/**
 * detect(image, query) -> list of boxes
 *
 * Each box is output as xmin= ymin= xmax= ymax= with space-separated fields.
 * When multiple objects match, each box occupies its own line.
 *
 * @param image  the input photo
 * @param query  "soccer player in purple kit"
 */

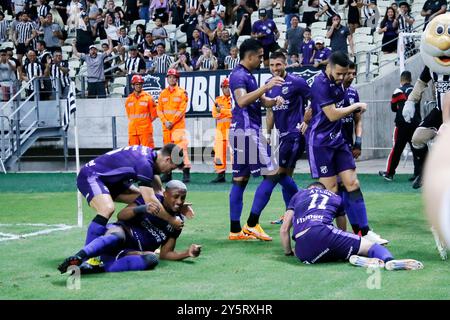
xmin=76 ymin=143 xmax=185 ymax=247
xmin=228 ymin=38 xmax=291 ymax=241
xmin=339 ymin=62 xmax=389 ymax=245
xmin=279 ymin=182 xmax=423 ymax=270
xmin=264 ymin=51 xmax=312 ymax=224
xmin=58 ymin=180 xmax=201 ymax=273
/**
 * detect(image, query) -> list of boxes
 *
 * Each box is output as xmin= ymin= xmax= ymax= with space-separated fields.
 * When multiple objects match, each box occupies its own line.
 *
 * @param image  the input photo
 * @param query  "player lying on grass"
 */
xmin=77 ymin=143 xmax=185 ymax=248
xmin=58 ymin=180 xmax=201 ymax=274
xmin=280 ymin=182 xmax=423 ymax=270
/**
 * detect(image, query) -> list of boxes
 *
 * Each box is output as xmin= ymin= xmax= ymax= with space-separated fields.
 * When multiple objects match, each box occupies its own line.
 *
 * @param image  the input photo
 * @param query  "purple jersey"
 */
xmin=229 ymin=64 xmax=262 ymax=132
xmin=313 ymin=47 xmax=332 ymax=63
xmin=265 ymin=73 xmax=311 ymax=137
xmin=118 ymin=193 xmax=183 ymax=252
xmin=252 ymin=19 xmax=277 ymax=46
xmin=299 ymin=39 xmax=315 ymax=65
xmin=288 ymin=188 xmax=345 ymax=234
xmin=341 ymin=86 xmax=360 ymax=146
xmin=309 ymin=72 xmax=346 ymax=147
xmin=82 ymin=145 xmax=156 ymax=185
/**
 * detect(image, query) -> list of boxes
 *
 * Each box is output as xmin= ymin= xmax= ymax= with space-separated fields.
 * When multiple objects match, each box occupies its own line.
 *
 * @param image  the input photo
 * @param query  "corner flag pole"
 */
xmin=72 ymin=82 xmax=83 ymax=228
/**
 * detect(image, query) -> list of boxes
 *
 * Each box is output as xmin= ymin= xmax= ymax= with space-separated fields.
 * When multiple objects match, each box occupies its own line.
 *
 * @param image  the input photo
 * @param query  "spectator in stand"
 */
xmin=0 ymin=49 xmax=17 ymax=101
xmin=302 ymin=0 xmax=319 ymax=27
xmin=207 ymin=0 xmax=226 ymax=20
xmin=36 ymin=0 xmax=51 ymax=19
xmin=124 ymin=46 xmax=147 ymax=75
xmin=47 ymin=49 xmax=70 ymax=98
xmin=75 ymin=12 xmax=95 ymax=54
xmin=0 ymin=12 xmax=10 ymax=42
xmin=151 ymin=42 xmax=173 ymax=74
xmin=316 ymin=0 xmax=338 ymax=27
xmin=138 ymin=32 xmax=156 ymax=55
xmin=232 ymin=0 xmax=256 ymax=36
xmin=362 ymin=0 xmax=377 ymax=33
xmin=138 ymin=0 xmax=151 ymax=23
xmin=312 ymin=36 xmax=331 ymax=70
xmin=143 ymin=49 xmax=154 ymax=72
xmin=13 ymin=12 xmax=37 ymax=64
xmin=196 ymin=44 xmax=218 ymax=70
xmin=299 ymin=28 xmax=315 ymax=66
xmin=326 ymin=14 xmax=354 ymax=57
xmin=66 ymin=0 xmax=83 ymax=31
xmin=257 ymin=0 xmax=275 ymax=19
xmin=215 ymin=28 xmax=237 ymax=69
xmin=420 ymin=0 xmax=446 ymax=30
xmin=101 ymin=42 xmax=116 ymax=95
xmin=152 ymin=17 xmax=168 ymax=47
xmin=224 ymin=45 xmax=239 ymax=70
xmin=346 ymin=0 xmax=361 ymax=34
xmin=170 ymin=0 xmax=186 ymax=27
xmin=181 ymin=6 xmax=198 ymax=46
xmin=287 ymin=53 xmax=300 ymax=67
xmin=117 ymin=26 xmax=133 ymax=61
xmin=39 ymin=13 xmax=63 ymax=53
xmin=284 ymin=14 xmax=304 ymax=56
xmin=53 ymin=0 xmax=69 ymax=24
xmin=191 ymin=28 xmax=205 ymax=52
xmin=150 ymin=0 xmax=170 ymax=23
xmin=124 ymin=0 xmax=140 ymax=22
xmin=133 ymin=24 xmax=146 ymax=45
xmin=282 ymin=0 xmax=301 ymax=29
xmin=251 ymin=8 xmax=279 ymax=67
xmin=205 ymin=9 xmax=223 ymax=30
xmin=87 ymin=0 xmax=99 ymax=26
xmin=170 ymin=50 xmax=193 ymax=72
xmin=20 ymin=49 xmax=45 ymax=98
xmin=104 ymin=14 xmax=119 ymax=47
xmin=378 ymin=7 xmax=398 ymax=54
xmin=391 ymin=2 xmax=398 ymax=13
xmin=112 ymin=6 xmax=126 ymax=27
xmin=397 ymin=1 xmax=415 ymax=55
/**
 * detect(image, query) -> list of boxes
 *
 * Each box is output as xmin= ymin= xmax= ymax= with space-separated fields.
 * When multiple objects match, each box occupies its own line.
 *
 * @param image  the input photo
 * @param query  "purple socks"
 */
xmin=368 ymin=243 xmax=393 ymax=262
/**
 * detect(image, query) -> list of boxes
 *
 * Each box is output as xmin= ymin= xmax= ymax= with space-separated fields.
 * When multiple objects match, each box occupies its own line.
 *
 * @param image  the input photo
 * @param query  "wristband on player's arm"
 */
xmin=133 ymin=205 xmax=148 ymax=217
xmin=354 ymin=136 xmax=362 ymax=150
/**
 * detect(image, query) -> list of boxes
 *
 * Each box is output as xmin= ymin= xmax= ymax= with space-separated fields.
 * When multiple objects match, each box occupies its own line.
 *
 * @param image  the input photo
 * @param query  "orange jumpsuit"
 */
xmin=212 ymin=95 xmax=232 ymax=173
xmin=157 ymin=84 xmax=191 ymax=167
xmin=125 ymin=91 xmax=157 ymax=148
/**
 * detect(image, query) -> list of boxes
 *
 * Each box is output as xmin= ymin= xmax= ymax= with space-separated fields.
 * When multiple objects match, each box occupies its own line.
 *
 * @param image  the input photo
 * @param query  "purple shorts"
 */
xmin=307 ymin=143 xmax=356 ymax=179
xmin=294 ymin=224 xmax=361 ymax=264
xmin=77 ymin=167 xmax=132 ymax=204
xmin=277 ymin=134 xmax=305 ymax=169
xmin=231 ymin=133 xmax=274 ymax=178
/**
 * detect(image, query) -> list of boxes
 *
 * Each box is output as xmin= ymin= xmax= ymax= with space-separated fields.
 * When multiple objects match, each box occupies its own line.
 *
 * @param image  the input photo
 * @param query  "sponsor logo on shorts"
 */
xmin=320 ymin=166 xmax=328 ymax=174
xmin=311 ymin=248 xmax=330 ymax=263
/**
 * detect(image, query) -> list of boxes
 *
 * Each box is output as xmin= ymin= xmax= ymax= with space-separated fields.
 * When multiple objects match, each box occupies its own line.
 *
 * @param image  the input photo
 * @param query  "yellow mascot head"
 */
xmin=420 ymin=13 xmax=450 ymax=74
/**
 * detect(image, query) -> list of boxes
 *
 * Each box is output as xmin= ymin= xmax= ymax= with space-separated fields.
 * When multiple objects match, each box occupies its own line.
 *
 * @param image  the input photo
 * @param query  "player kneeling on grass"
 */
xmin=280 ymin=182 xmax=423 ymax=270
xmin=58 ymin=180 xmax=201 ymax=274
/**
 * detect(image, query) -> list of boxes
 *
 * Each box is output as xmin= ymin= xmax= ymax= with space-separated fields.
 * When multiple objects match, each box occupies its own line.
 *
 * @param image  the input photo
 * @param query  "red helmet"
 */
xmin=166 ymin=68 xmax=180 ymax=78
xmin=131 ymin=74 xmax=144 ymax=84
xmin=221 ymin=78 xmax=229 ymax=87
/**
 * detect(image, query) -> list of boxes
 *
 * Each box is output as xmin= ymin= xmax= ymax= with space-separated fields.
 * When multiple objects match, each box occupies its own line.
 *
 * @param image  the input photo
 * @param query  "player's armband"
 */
xmin=354 ymin=136 xmax=362 ymax=150
xmin=133 ymin=205 xmax=147 ymax=217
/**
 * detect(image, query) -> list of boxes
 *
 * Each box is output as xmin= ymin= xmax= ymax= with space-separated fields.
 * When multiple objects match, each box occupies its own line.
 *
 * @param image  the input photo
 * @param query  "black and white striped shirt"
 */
xmin=134 ymin=33 xmax=145 ymax=45
xmin=51 ymin=61 xmax=70 ymax=90
xmin=38 ymin=4 xmax=51 ymax=17
xmin=398 ymin=14 xmax=413 ymax=33
xmin=153 ymin=54 xmax=173 ymax=74
xmin=119 ymin=35 xmax=133 ymax=46
xmin=23 ymin=61 xmax=44 ymax=90
xmin=125 ymin=56 xmax=146 ymax=74
xmin=188 ymin=0 xmax=199 ymax=10
xmin=0 ymin=20 xmax=9 ymax=41
xmin=15 ymin=21 xmax=36 ymax=44
xmin=319 ymin=0 xmax=337 ymax=18
xmin=431 ymin=72 xmax=450 ymax=112
xmin=198 ymin=55 xmax=217 ymax=70
xmin=362 ymin=0 xmax=376 ymax=20
xmin=224 ymin=55 xmax=239 ymax=70
xmin=38 ymin=50 xmax=52 ymax=65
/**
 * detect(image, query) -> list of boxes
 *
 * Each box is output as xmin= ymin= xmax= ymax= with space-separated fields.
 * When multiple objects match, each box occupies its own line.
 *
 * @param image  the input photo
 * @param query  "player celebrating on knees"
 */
xmin=77 ymin=143 xmax=185 ymax=246
xmin=264 ymin=51 xmax=312 ymax=225
xmin=228 ymin=38 xmax=296 ymax=241
xmin=338 ymin=62 xmax=388 ymax=244
xmin=280 ymin=182 xmax=423 ymax=270
xmin=307 ymin=51 xmax=387 ymax=244
xmin=58 ymin=180 xmax=201 ymax=274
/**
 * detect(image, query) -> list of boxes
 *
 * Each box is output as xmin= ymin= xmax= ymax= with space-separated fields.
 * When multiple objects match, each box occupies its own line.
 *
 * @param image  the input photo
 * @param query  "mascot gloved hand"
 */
xmin=402 ymin=100 xmax=416 ymax=123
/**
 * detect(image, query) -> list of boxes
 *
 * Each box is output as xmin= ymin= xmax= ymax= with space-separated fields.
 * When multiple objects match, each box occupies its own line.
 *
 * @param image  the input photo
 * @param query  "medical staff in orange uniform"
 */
xmin=211 ymin=78 xmax=232 ymax=183
xmin=157 ymin=68 xmax=191 ymax=183
xmin=125 ymin=74 xmax=157 ymax=148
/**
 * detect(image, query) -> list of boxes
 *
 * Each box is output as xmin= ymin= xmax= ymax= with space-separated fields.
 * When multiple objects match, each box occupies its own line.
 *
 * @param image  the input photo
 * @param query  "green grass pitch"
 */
xmin=0 ymin=172 xmax=448 ymax=300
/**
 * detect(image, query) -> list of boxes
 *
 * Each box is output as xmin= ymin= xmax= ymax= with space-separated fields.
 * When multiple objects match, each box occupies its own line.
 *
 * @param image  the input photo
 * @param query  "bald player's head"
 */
xmin=163 ymin=180 xmax=187 ymax=213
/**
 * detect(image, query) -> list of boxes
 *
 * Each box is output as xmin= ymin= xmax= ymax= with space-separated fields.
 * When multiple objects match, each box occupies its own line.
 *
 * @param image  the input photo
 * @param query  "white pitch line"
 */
xmin=0 ymin=224 xmax=75 ymax=242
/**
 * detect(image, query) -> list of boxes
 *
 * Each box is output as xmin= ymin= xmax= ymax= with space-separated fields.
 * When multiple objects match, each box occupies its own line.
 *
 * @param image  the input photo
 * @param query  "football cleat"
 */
xmin=385 ymin=259 xmax=424 ymax=271
xmin=242 ymin=224 xmax=272 ymax=241
xmin=349 ymin=255 xmax=385 ymax=268
xmin=228 ymin=231 xmax=257 ymax=240
xmin=79 ymin=259 xmax=105 ymax=274
xmin=270 ymin=215 xmax=285 ymax=225
xmin=378 ymin=171 xmax=393 ymax=182
xmin=57 ymin=255 xmax=83 ymax=274
xmin=363 ymin=230 xmax=389 ymax=245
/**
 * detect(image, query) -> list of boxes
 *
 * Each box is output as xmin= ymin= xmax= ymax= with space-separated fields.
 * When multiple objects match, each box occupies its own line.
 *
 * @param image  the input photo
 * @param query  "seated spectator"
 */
xmin=133 ymin=24 xmax=146 ymax=45
xmin=299 ymin=28 xmax=315 ymax=66
xmin=251 ymin=8 xmax=280 ymax=67
xmin=232 ymin=0 xmax=256 ymax=36
xmin=285 ymin=15 xmax=304 ymax=56
xmin=326 ymin=14 xmax=354 ymax=57
xmin=196 ymin=44 xmax=218 ymax=70
xmin=302 ymin=0 xmax=319 ymax=27
xmin=149 ymin=0 xmax=170 ymax=24
xmin=138 ymin=32 xmax=156 ymax=55
xmin=224 ymin=45 xmax=239 ymax=70
xmin=378 ymin=7 xmax=398 ymax=54
xmin=124 ymin=46 xmax=147 ymax=74
xmin=287 ymin=53 xmax=300 ymax=68
xmin=0 ymin=49 xmax=17 ymax=101
xmin=117 ymin=26 xmax=133 ymax=61
xmin=151 ymin=42 xmax=173 ymax=74
xmin=312 ymin=36 xmax=331 ymax=70
xmin=152 ymin=17 xmax=168 ymax=47
xmin=420 ymin=0 xmax=447 ymax=30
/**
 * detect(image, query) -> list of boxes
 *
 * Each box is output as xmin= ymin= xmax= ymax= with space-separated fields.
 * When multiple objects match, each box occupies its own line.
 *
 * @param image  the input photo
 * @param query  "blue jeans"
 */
xmin=139 ymin=6 xmax=149 ymax=23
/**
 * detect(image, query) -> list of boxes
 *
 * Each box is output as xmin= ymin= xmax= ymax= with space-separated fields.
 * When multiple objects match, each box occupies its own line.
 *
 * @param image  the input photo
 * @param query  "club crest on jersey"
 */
xmin=320 ymin=166 xmax=328 ymax=174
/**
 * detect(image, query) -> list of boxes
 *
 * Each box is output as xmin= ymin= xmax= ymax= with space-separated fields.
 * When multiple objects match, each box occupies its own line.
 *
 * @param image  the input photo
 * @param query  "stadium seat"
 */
xmin=0 ymin=41 xmax=14 ymax=49
xmin=251 ymin=12 xmax=259 ymax=21
xmin=311 ymin=29 xmax=327 ymax=38
xmin=68 ymin=60 xmax=81 ymax=69
xmin=273 ymin=17 xmax=285 ymax=25
xmin=278 ymin=39 xmax=285 ymax=48
xmin=62 ymin=45 xmax=73 ymax=53
xmin=110 ymin=93 xmax=123 ymax=98
xmin=164 ymin=24 xmax=178 ymax=34
xmin=278 ymin=32 xmax=286 ymax=40
xmin=237 ymin=35 xmax=251 ymax=47
xmin=354 ymin=43 xmax=376 ymax=53
xmin=310 ymin=21 xmax=327 ymax=30
xmin=353 ymin=34 xmax=373 ymax=45
xmin=354 ymin=27 xmax=372 ymax=35
xmin=133 ymin=19 xmax=146 ymax=26
xmin=299 ymin=23 xmax=307 ymax=29
xmin=278 ymin=24 xmax=287 ymax=33
xmin=112 ymin=86 xmax=125 ymax=95
xmin=113 ymin=77 xmax=128 ymax=87
xmin=379 ymin=61 xmax=396 ymax=75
